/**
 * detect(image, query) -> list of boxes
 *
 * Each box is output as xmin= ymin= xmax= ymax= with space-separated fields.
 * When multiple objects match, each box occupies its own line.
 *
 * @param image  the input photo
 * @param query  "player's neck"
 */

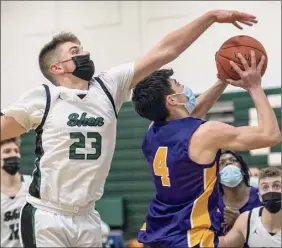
xmin=262 ymin=208 xmax=281 ymax=232
xmin=1 ymin=171 xmax=21 ymax=188
xmin=223 ymin=183 xmax=250 ymax=203
xmin=57 ymin=75 xmax=89 ymax=90
xmin=166 ymin=109 xmax=190 ymax=121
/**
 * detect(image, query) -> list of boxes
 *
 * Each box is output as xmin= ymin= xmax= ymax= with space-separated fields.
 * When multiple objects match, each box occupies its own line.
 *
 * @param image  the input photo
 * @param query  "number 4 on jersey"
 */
xmin=153 ymin=147 xmax=171 ymax=187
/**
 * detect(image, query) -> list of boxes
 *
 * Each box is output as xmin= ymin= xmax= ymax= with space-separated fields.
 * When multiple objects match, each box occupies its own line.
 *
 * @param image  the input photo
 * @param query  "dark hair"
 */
xmin=0 ymin=137 xmax=21 ymax=147
xmin=132 ymin=69 xmax=174 ymax=122
xmin=259 ymin=167 xmax=281 ymax=181
xmin=221 ymin=150 xmax=250 ymax=186
xmin=38 ymin=32 xmax=81 ymax=84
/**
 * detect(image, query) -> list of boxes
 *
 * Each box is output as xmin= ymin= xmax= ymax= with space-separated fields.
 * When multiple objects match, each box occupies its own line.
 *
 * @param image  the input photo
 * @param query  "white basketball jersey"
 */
xmin=1 ymin=175 xmax=31 ymax=247
xmin=247 ymin=207 xmax=281 ymax=247
xmin=2 ymin=63 xmax=134 ymax=215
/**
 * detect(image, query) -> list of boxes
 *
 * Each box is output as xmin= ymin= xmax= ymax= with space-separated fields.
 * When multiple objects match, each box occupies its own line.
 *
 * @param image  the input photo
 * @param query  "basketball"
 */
xmin=215 ymin=35 xmax=268 ymax=81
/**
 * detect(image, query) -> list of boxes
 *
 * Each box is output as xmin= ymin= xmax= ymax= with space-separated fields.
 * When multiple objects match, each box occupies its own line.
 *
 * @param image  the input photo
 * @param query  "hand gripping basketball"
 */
xmin=226 ymin=50 xmax=266 ymax=90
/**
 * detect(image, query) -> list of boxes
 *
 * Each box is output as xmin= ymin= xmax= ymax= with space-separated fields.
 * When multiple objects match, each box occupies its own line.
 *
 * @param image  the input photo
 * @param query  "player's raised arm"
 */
xmin=131 ymin=10 xmax=257 ymax=88
xmin=198 ymin=51 xmax=281 ymax=152
xmin=218 ymin=212 xmax=248 ymax=247
xmin=191 ymin=79 xmax=228 ymax=119
xmin=1 ymin=86 xmax=47 ymax=141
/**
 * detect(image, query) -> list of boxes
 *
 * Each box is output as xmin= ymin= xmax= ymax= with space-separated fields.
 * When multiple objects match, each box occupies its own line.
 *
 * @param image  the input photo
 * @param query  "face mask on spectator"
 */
xmin=249 ymin=177 xmax=259 ymax=188
xmin=220 ymin=164 xmax=243 ymax=188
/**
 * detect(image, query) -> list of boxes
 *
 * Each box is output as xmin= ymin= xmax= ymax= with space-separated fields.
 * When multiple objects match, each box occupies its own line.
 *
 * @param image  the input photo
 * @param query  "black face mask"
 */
xmin=262 ymin=192 xmax=281 ymax=214
xmin=2 ymin=157 xmax=20 ymax=175
xmin=71 ymin=54 xmax=95 ymax=81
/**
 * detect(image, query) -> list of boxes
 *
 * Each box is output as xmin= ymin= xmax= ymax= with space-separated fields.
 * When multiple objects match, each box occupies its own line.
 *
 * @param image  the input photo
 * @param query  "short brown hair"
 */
xmin=259 ymin=167 xmax=281 ymax=181
xmin=0 ymin=137 xmax=21 ymax=148
xmin=38 ymin=32 xmax=81 ymax=84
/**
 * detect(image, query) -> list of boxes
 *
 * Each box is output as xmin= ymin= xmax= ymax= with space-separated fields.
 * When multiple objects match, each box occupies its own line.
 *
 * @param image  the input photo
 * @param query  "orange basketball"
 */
xmin=215 ymin=35 xmax=268 ymax=81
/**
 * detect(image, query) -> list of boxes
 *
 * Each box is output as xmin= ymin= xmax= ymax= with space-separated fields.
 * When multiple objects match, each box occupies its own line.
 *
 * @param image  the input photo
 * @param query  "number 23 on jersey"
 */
xmin=153 ymin=147 xmax=171 ymax=187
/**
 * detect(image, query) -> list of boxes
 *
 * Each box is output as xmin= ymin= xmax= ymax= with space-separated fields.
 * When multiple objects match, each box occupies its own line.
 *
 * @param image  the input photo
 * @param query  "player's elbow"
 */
xmin=267 ymin=131 xmax=281 ymax=146
xmin=261 ymin=131 xmax=281 ymax=147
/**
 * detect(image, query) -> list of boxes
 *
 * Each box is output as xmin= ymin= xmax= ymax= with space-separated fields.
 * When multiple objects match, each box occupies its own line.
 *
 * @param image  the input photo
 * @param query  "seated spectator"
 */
xmin=217 ymin=150 xmax=261 ymax=235
xmin=249 ymin=167 xmax=260 ymax=188
xmin=219 ymin=166 xmax=281 ymax=247
xmin=1 ymin=137 xmax=32 ymax=248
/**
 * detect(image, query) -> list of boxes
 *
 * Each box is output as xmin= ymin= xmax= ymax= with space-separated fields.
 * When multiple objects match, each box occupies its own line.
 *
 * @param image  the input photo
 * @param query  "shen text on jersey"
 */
xmin=67 ymin=112 xmax=105 ymax=127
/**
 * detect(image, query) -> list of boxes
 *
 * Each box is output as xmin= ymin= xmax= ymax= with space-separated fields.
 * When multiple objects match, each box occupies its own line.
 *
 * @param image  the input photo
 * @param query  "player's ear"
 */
xmin=49 ymin=63 xmax=64 ymax=75
xmin=166 ymin=95 xmax=177 ymax=107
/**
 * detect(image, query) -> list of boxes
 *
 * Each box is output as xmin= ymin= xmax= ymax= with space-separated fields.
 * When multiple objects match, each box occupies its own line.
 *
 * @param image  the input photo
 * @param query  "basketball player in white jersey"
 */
xmin=219 ymin=166 xmax=281 ymax=247
xmin=1 ymin=10 xmax=258 ymax=247
xmin=1 ymin=137 xmax=31 ymax=247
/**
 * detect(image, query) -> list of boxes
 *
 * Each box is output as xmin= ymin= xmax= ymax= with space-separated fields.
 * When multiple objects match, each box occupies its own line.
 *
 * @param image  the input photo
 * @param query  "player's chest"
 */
xmin=1 ymin=197 xmax=25 ymax=224
xmin=47 ymin=93 xmax=116 ymax=132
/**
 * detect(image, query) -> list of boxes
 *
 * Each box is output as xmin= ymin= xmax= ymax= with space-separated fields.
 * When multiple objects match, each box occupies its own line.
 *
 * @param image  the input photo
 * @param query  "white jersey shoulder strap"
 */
xmin=246 ymin=206 xmax=263 ymax=244
xmin=94 ymin=77 xmax=118 ymax=118
xmin=29 ymin=84 xmax=51 ymax=199
xmin=35 ymin=84 xmax=51 ymax=132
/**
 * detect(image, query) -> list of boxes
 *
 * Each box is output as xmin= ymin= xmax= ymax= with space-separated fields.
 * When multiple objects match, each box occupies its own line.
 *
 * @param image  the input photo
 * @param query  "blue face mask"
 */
xmin=220 ymin=164 xmax=243 ymax=188
xmin=183 ymin=86 xmax=196 ymax=114
xmin=249 ymin=177 xmax=259 ymax=188
xmin=170 ymin=86 xmax=196 ymax=114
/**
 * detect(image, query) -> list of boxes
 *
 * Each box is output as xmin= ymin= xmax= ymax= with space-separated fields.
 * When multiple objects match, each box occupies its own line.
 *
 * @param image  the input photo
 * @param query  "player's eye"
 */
xmin=219 ymin=161 xmax=225 ymax=167
xmin=71 ymin=49 xmax=79 ymax=55
xmin=273 ymin=184 xmax=281 ymax=190
xmin=230 ymin=158 xmax=238 ymax=163
xmin=3 ymin=148 xmax=11 ymax=154
xmin=262 ymin=185 xmax=269 ymax=191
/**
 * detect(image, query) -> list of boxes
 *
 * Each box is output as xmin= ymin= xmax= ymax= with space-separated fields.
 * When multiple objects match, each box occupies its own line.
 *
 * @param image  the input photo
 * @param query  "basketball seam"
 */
xmin=217 ymin=53 xmax=242 ymax=63
xmin=220 ymin=45 xmax=266 ymax=55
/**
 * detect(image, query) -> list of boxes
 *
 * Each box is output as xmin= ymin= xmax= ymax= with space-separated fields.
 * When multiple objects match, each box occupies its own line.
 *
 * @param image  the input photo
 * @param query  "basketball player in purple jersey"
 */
xmin=132 ymin=51 xmax=280 ymax=247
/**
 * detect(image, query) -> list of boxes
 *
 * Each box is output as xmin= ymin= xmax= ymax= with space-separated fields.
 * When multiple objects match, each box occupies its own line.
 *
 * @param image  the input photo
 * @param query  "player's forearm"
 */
xmin=248 ymin=86 xmax=281 ymax=144
xmin=155 ymin=11 xmax=216 ymax=63
xmin=191 ymin=79 xmax=227 ymax=119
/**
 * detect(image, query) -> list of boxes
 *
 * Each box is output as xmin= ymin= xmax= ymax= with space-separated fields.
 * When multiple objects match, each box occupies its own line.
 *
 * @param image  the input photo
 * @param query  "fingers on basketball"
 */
xmin=215 ymin=35 xmax=268 ymax=81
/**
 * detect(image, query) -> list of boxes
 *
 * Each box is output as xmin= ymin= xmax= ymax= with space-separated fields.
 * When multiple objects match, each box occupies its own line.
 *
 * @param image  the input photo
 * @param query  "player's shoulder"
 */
xmin=239 ymin=210 xmax=251 ymax=220
xmin=195 ymin=120 xmax=234 ymax=140
xmin=97 ymin=62 xmax=134 ymax=81
xmin=21 ymin=83 xmax=57 ymax=100
xmin=192 ymin=121 xmax=221 ymax=139
xmin=230 ymin=210 xmax=249 ymax=236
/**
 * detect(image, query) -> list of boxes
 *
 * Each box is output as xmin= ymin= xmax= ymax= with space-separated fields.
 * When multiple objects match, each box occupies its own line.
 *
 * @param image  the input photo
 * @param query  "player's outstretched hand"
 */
xmin=226 ymin=50 xmax=265 ymax=90
xmin=213 ymin=10 xmax=258 ymax=29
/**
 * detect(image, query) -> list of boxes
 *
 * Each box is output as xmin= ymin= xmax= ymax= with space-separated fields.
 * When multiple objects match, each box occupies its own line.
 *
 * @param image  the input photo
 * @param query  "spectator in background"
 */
xmin=1 ymin=137 xmax=31 ymax=247
xmin=249 ymin=167 xmax=260 ymax=188
xmin=217 ymin=150 xmax=261 ymax=235
xmin=219 ymin=166 xmax=281 ymax=247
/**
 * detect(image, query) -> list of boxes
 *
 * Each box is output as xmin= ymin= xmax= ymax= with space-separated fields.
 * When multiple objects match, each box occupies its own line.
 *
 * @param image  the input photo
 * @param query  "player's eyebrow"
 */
xmin=68 ymin=45 xmax=80 ymax=52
